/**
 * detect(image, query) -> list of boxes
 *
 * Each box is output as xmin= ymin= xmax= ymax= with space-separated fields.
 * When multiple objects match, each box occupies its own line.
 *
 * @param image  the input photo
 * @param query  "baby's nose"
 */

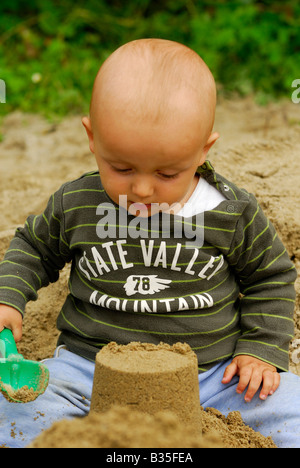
xmin=131 ymin=175 xmax=154 ymax=199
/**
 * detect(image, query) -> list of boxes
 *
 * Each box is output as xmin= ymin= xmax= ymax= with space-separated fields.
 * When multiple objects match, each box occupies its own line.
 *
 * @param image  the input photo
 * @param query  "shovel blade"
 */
xmin=0 ymin=356 xmax=49 ymax=403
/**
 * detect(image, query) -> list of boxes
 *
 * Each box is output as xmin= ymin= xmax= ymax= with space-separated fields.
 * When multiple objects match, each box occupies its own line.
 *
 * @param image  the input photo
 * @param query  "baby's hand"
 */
xmin=221 ymin=355 xmax=280 ymax=402
xmin=0 ymin=304 xmax=23 ymax=342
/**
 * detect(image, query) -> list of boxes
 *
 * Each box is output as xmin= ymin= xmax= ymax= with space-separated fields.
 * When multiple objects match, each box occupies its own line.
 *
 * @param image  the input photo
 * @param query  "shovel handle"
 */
xmin=0 ymin=329 xmax=19 ymax=358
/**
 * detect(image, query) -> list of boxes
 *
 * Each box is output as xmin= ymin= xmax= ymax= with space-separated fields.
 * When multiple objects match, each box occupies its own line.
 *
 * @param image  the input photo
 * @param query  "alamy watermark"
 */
xmin=0 ymin=79 xmax=6 ymax=103
xmin=291 ymin=79 xmax=300 ymax=104
xmin=95 ymin=195 xmax=204 ymax=248
xmin=1 ymin=78 xmax=299 ymax=105
xmin=291 ymin=339 xmax=300 ymax=365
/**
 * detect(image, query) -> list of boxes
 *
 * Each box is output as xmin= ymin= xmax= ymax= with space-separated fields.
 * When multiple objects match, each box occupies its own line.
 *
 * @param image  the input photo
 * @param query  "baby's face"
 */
xmin=85 ymin=109 xmax=213 ymax=217
xmin=83 ymin=40 xmax=218 ymax=217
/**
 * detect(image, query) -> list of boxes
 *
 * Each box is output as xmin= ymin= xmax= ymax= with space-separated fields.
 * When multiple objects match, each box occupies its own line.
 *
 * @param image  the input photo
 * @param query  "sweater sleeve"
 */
xmin=227 ymin=193 xmax=297 ymax=371
xmin=0 ymin=184 xmax=71 ymax=316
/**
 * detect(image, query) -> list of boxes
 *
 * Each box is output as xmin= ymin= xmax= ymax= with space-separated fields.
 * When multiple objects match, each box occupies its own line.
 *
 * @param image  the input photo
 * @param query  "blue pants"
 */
xmin=1 ymin=347 xmax=300 ymax=448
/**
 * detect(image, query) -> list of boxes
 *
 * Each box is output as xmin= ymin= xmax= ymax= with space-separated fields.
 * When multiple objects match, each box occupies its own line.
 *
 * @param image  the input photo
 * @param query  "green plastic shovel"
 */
xmin=0 ymin=328 xmax=49 ymax=403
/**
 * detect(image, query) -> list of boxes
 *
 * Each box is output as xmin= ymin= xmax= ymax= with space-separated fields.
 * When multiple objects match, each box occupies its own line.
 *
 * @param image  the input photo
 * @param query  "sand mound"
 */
xmin=28 ymin=405 xmax=276 ymax=448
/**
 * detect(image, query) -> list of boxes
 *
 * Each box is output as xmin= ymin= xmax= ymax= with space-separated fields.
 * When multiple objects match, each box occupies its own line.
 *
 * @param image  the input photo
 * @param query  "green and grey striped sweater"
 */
xmin=0 ymin=161 xmax=297 ymax=371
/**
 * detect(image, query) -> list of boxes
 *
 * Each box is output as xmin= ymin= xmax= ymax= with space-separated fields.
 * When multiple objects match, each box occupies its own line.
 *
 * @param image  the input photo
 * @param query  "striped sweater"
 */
xmin=0 ymin=161 xmax=297 ymax=371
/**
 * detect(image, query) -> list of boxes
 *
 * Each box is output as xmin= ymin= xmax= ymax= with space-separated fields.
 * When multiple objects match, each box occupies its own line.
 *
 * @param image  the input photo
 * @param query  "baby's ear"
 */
xmin=203 ymin=132 xmax=219 ymax=158
xmin=197 ymin=131 xmax=219 ymax=166
xmin=82 ymin=116 xmax=95 ymax=154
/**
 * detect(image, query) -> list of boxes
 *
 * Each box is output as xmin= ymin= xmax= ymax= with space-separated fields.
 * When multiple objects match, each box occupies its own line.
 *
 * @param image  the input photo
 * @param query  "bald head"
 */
xmin=89 ymin=39 xmax=216 ymax=139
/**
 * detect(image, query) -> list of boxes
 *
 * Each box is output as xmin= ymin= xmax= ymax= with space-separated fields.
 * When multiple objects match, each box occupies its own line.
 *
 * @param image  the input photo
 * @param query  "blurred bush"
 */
xmin=0 ymin=0 xmax=299 ymax=116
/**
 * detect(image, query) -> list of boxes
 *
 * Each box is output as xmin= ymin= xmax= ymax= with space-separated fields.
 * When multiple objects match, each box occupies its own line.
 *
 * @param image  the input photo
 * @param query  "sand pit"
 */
xmin=0 ymin=97 xmax=299 ymax=447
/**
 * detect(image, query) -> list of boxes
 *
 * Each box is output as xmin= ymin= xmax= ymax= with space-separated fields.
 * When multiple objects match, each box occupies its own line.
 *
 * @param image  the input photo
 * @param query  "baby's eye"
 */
xmin=113 ymin=167 xmax=132 ymax=173
xmin=159 ymin=172 xmax=178 ymax=179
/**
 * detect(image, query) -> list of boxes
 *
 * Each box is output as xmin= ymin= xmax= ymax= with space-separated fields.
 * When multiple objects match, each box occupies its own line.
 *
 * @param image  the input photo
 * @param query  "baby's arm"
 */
xmin=223 ymin=191 xmax=297 ymax=400
xmin=0 ymin=304 xmax=23 ymax=342
xmin=0 ymin=184 xmax=71 ymax=327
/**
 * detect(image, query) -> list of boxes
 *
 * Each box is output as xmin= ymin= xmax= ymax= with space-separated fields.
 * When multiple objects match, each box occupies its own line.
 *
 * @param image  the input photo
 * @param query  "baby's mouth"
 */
xmin=130 ymin=202 xmax=152 ymax=211
xmin=128 ymin=201 xmax=159 ymax=218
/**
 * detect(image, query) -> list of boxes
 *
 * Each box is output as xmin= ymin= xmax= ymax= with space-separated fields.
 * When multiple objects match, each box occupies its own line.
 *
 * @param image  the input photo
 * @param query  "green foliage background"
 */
xmin=0 ymin=0 xmax=299 ymax=117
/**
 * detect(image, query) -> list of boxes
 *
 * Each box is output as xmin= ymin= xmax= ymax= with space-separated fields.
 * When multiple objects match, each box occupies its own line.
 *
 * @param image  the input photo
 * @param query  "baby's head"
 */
xmin=82 ymin=38 xmax=219 ymax=216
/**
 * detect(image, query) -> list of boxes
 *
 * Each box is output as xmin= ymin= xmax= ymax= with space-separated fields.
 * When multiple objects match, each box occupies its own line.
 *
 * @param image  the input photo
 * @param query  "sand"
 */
xmin=0 ymin=383 xmax=38 ymax=403
xmin=0 ymin=97 xmax=299 ymax=447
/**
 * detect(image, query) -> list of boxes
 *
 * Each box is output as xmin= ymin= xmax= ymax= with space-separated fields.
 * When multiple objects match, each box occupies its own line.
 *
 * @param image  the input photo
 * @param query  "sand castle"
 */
xmin=90 ymin=341 xmax=202 ymax=433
